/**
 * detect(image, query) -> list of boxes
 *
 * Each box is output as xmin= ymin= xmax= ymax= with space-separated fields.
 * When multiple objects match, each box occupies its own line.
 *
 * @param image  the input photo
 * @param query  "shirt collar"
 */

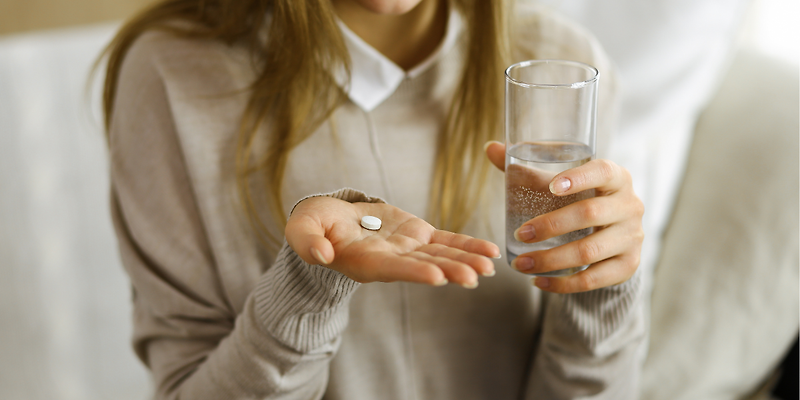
xmin=335 ymin=8 xmax=463 ymax=111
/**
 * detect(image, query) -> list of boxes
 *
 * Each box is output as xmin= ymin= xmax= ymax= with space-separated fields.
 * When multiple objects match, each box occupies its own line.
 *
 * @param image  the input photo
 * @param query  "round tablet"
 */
xmin=360 ymin=215 xmax=382 ymax=231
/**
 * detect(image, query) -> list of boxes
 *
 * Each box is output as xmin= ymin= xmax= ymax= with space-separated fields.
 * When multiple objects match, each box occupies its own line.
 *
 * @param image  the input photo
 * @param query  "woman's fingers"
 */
xmin=484 ymin=140 xmax=506 ymax=172
xmin=531 ymin=252 xmax=641 ymax=293
xmin=473 ymin=156 xmax=644 ymax=292
xmin=512 ymin=223 xmax=643 ymax=274
xmin=285 ymin=212 xmax=337 ymax=266
xmin=431 ymin=229 xmax=501 ymax=259
xmin=514 ymin=194 xmax=642 ymax=243
xmin=418 ymin=243 xmax=495 ymax=282
xmin=339 ymin=243 xmax=495 ymax=288
xmin=507 ymin=158 xmax=643 ymax=291
xmin=486 ymin=145 xmax=632 ymax=194
xmin=353 ymin=251 xmax=446 ymax=285
xmin=550 ymin=159 xmax=630 ymax=196
xmin=407 ymin=251 xmax=477 ymax=288
xmin=352 ymin=244 xmax=493 ymax=287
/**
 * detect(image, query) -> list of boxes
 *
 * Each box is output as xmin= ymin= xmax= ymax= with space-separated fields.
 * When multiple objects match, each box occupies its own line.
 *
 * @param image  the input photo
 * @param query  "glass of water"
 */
xmin=504 ymin=60 xmax=599 ymax=277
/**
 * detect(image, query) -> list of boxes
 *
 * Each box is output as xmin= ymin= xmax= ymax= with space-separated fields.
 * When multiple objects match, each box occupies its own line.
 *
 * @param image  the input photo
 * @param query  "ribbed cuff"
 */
xmin=289 ymin=187 xmax=386 ymax=216
xmin=552 ymin=269 xmax=643 ymax=353
xmin=253 ymin=243 xmax=360 ymax=353
xmin=253 ymin=188 xmax=384 ymax=353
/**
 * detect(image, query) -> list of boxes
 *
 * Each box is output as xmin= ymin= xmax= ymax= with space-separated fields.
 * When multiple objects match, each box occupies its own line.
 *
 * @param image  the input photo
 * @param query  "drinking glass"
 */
xmin=505 ymin=60 xmax=599 ymax=277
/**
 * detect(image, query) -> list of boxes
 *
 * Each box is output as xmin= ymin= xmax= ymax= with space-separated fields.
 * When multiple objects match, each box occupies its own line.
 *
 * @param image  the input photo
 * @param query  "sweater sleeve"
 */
xmin=524 ymin=272 xmax=645 ymax=399
xmin=109 ymin=32 xmax=379 ymax=399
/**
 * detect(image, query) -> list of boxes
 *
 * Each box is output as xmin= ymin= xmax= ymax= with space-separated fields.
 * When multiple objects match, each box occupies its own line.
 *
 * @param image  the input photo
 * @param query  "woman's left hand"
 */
xmin=485 ymin=141 xmax=644 ymax=293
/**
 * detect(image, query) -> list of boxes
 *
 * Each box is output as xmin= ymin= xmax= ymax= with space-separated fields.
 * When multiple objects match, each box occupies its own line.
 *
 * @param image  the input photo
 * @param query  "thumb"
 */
xmin=285 ymin=214 xmax=335 ymax=265
xmin=484 ymin=141 xmax=506 ymax=172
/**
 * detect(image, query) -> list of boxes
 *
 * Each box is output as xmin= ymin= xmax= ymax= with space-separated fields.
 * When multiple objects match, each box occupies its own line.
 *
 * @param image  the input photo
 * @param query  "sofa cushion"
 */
xmin=642 ymin=48 xmax=799 ymax=400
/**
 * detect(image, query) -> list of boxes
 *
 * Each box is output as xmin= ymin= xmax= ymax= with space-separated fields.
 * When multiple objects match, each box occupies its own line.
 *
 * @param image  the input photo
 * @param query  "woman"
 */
xmin=102 ymin=0 xmax=645 ymax=398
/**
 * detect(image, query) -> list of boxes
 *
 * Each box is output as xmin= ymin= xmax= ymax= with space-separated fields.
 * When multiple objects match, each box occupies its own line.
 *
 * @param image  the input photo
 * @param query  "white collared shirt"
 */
xmin=335 ymin=8 xmax=463 ymax=111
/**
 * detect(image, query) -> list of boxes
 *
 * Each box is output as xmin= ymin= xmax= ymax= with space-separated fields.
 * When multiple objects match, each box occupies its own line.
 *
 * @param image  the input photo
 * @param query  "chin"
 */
xmin=353 ymin=0 xmax=426 ymax=15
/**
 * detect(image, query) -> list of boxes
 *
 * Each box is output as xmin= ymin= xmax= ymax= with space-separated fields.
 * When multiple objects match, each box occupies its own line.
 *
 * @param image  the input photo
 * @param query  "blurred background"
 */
xmin=0 ymin=1 xmax=154 ymax=399
xmin=0 ymin=0 xmax=796 ymax=399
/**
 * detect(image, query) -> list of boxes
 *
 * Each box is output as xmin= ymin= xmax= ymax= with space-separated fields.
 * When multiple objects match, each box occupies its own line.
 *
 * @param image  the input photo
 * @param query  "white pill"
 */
xmin=360 ymin=215 xmax=382 ymax=231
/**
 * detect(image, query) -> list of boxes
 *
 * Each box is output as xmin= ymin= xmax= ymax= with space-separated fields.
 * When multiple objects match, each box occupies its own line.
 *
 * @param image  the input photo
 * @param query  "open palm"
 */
xmin=286 ymin=197 xmax=499 ymax=288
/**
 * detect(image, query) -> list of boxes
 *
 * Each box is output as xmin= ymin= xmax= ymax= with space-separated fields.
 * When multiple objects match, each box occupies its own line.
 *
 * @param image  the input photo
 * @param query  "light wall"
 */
xmin=744 ymin=0 xmax=799 ymax=64
xmin=0 ymin=0 xmax=153 ymax=36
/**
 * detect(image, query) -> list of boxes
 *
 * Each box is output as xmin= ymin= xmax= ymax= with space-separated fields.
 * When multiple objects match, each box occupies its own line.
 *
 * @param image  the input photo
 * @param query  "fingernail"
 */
xmin=482 ymin=269 xmax=496 ymax=277
xmin=514 ymin=225 xmax=536 ymax=242
xmin=550 ymin=177 xmax=571 ymax=194
xmin=491 ymin=254 xmax=502 ymax=259
xmin=513 ymin=257 xmax=534 ymax=272
xmin=310 ymin=248 xmax=329 ymax=265
xmin=533 ymin=277 xmax=550 ymax=288
xmin=433 ymin=278 xmax=449 ymax=287
xmin=462 ymin=280 xmax=479 ymax=289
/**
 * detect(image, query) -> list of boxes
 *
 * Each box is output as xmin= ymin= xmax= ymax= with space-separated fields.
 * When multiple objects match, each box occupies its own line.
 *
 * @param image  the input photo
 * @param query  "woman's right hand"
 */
xmin=285 ymin=197 xmax=500 ymax=288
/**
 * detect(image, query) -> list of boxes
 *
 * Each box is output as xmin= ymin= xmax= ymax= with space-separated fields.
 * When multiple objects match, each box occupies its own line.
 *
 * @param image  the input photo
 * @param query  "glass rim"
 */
xmin=505 ymin=59 xmax=599 ymax=89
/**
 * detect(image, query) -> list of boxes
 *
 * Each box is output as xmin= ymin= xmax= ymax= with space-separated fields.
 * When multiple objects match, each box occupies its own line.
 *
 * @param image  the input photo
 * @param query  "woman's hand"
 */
xmin=485 ymin=141 xmax=644 ymax=293
xmin=286 ymin=197 xmax=500 ymax=288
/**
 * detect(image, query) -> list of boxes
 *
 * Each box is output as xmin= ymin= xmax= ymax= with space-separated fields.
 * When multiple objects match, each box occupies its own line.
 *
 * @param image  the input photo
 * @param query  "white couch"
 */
xmin=0 ymin=24 xmax=796 ymax=400
xmin=643 ymin=48 xmax=798 ymax=399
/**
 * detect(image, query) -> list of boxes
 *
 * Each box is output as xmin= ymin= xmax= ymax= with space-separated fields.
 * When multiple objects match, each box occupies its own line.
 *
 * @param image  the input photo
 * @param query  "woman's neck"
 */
xmin=332 ymin=0 xmax=448 ymax=71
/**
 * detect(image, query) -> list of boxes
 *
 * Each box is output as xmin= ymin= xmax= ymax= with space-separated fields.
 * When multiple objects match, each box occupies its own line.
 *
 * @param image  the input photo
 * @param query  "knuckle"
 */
xmin=541 ymin=216 xmax=561 ymax=236
xmin=577 ymin=240 xmax=601 ymax=264
xmin=626 ymin=249 xmax=642 ymax=270
xmin=581 ymin=201 xmax=602 ymax=222
xmin=633 ymin=227 xmax=645 ymax=244
xmin=632 ymin=198 xmax=645 ymax=218
xmin=576 ymin=271 xmax=598 ymax=292
xmin=595 ymin=159 xmax=616 ymax=180
xmin=629 ymin=254 xmax=641 ymax=271
xmin=617 ymin=164 xmax=632 ymax=181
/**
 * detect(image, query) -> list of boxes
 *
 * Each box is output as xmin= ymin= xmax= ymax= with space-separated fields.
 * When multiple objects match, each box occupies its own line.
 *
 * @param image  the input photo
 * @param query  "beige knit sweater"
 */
xmin=109 ymin=4 xmax=644 ymax=399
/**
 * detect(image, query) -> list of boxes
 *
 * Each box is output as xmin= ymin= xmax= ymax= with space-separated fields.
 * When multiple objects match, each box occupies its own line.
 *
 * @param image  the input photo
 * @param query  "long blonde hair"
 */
xmin=100 ymin=0 xmax=510 ymax=246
